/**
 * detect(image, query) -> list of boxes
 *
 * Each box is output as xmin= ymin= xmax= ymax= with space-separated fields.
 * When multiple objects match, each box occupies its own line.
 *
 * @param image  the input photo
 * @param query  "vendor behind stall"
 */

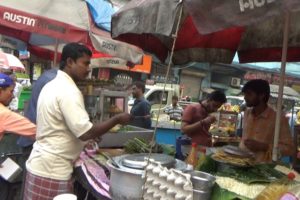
xmin=23 ymin=43 xmax=132 ymax=200
xmin=181 ymin=91 xmax=227 ymax=146
xmin=129 ymin=81 xmax=151 ymax=129
xmin=164 ymin=95 xmax=183 ymax=121
xmin=239 ymin=79 xmax=294 ymax=163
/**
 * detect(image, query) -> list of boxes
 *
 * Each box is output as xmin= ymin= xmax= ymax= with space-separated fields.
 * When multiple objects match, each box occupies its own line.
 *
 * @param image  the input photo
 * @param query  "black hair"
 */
xmin=208 ymin=90 xmax=227 ymax=103
xmin=59 ymin=43 xmax=92 ymax=70
xmin=133 ymin=81 xmax=146 ymax=93
xmin=172 ymin=95 xmax=179 ymax=100
xmin=242 ymin=79 xmax=270 ymax=103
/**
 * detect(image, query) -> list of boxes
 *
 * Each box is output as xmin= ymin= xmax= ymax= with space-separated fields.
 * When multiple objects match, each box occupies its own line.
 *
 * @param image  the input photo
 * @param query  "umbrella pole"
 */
xmin=52 ymin=39 xmax=59 ymax=68
xmin=141 ymin=3 xmax=184 ymax=197
xmin=272 ymin=12 xmax=290 ymax=162
xmin=150 ymin=4 xmax=183 ymax=146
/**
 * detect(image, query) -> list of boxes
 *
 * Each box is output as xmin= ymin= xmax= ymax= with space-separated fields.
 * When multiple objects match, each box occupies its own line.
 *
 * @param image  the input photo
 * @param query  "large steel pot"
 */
xmin=107 ymin=154 xmax=187 ymax=200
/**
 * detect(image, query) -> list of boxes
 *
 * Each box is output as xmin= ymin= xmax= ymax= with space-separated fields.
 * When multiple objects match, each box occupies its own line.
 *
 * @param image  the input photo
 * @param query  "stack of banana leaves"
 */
xmin=124 ymin=137 xmax=176 ymax=156
xmin=197 ymin=155 xmax=297 ymax=200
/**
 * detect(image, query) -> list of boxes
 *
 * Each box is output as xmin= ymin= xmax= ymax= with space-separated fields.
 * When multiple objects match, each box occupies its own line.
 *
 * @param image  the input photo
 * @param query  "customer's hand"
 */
xmin=116 ymin=113 xmax=132 ymax=125
xmin=202 ymin=115 xmax=216 ymax=125
xmin=244 ymin=139 xmax=268 ymax=152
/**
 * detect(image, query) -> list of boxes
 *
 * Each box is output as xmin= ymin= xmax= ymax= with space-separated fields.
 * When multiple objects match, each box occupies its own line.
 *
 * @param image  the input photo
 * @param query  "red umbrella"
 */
xmin=0 ymin=0 xmax=144 ymax=65
xmin=112 ymin=0 xmax=300 ymax=65
xmin=121 ymin=21 xmax=243 ymax=65
xmin=114 ymin=16 xmax=244 ymax=65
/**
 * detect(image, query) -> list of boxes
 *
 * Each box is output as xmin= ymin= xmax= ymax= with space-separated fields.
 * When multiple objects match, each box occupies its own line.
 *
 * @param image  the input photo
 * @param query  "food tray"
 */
xmin=223 ymin=145 xmax=254 ymax=158
xmin=212 ymin=150 xmax=255 ymax=168
xmin=212 ymin=156 xmax=252 ymax=169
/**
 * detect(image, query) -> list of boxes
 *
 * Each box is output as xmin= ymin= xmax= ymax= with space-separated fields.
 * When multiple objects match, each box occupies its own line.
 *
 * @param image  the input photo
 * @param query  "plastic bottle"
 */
xmin=185 ymin=142 xmax=198 ymax=169
xmin=256 ymin=173 xmax=295 ymax=200
xmin=280 ymin=185 xmax=300 ymax=200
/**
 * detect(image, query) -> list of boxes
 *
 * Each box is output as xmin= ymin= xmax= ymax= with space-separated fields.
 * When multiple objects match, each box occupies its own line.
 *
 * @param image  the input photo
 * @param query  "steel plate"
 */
xmin=223 ymin=145 xmax=254 ymax=158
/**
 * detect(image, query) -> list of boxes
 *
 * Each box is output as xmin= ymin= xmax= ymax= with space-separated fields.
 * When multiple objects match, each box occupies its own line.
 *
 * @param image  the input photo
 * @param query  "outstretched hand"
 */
xmin=116 ymin=113 xmax=133 ymax=125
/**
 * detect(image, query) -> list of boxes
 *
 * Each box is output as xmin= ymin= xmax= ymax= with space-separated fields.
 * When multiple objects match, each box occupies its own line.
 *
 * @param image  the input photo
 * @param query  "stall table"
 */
xmin=152 ymin=120 xmax=182 ymax=146
xmin=74 ymin=147 xmax=300 ymax=200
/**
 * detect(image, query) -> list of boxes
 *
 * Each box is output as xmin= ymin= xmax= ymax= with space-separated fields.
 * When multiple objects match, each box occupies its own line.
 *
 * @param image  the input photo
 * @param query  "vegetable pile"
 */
xmin=124 ymin=138 xmax=163 ymax=154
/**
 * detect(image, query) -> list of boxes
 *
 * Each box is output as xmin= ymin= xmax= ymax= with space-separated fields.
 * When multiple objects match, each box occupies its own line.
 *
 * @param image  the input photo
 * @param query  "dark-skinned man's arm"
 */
xmin=181 ymin=115 xmax=216 ymax=136
xmin=79 ymin=113 xmax=132 ymax=141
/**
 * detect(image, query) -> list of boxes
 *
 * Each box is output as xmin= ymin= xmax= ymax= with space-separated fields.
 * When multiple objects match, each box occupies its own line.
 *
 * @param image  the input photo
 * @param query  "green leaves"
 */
xmin=124 ymin=137 xmax=163 ymax=154
xmin=211 ymin=184 xmax=251 ymax=200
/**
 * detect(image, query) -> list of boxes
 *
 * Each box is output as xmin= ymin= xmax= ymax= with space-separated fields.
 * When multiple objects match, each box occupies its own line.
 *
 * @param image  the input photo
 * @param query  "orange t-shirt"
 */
xmin=239 ymin=106 xmax=293 ymax=163
xmin=0 ymin=103 xmax=36 ymax=140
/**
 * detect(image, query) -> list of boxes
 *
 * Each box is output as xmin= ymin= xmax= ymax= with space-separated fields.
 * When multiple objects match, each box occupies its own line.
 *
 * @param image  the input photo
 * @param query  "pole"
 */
xmin=272 ymin=12 xmax=290 ymax=161
xmin=142 ymin=2 xmax=184 ymax=197
xmin=52 ymin=39 xmax=59 ymax=68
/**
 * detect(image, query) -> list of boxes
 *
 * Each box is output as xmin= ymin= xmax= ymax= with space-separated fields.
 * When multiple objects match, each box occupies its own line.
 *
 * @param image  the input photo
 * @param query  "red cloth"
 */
xmin=23 ymin=171 xmax=73 ymax=200
xmin=182 ymin=103 xmax=212 ymax=146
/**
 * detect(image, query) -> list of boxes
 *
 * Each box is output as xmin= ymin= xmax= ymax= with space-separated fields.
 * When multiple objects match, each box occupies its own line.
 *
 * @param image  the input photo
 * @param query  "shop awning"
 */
xmin=91 ymin=55 xmax=152 ymax=74
xmin=269 ymin=84 xmax=300 ymax=101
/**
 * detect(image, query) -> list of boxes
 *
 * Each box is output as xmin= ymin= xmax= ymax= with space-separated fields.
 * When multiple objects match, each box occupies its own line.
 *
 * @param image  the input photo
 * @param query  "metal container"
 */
xmin=108 ymin=161 xmax=143 ymax=200
xmin=189 ymin=171 xmax=215 ymax=200
xmin=189 ymin=171 xmax=216 ymax=191
xmin=107 ymin=154 xmax=187 ymax=200
xmin=193 ymin=189 xmax=211 ymax=200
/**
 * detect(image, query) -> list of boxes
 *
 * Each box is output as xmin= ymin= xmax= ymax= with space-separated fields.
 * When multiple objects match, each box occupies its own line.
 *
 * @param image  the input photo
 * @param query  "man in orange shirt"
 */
xmin=239 ymin=79 xmax=294 ymax=163
xmin=0 ymin=73 xmax=36 ymax=200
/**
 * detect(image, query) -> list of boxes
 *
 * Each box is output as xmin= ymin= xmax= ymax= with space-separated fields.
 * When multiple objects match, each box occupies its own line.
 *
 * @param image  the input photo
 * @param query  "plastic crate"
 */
xmin=18 ymin=90 xmax=31 ymax=110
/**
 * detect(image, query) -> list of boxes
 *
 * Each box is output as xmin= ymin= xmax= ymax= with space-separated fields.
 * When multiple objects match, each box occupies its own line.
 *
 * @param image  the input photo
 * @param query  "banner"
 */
xmin=91 ymin=55 xmax=152 ymax=74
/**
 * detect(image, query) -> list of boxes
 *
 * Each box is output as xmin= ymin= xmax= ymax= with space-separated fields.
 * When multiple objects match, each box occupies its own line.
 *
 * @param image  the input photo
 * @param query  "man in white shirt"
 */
xmin=23 ymin=43 xmax=132 ymax=200
xmin=164 ymin=95 xmax=183 ymax=121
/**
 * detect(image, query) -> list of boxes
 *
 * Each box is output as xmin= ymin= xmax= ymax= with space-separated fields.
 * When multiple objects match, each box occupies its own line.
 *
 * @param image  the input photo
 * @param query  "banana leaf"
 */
xmin=216 ymin=164 xmax=285 ymax=184
xmin=211 ymin=184 xmax=251 ymax=200
xmin=196 ymin=154 xmax=218 ymax=174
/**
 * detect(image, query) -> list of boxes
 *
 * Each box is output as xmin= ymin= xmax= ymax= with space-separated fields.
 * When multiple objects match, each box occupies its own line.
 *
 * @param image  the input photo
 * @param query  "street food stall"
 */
xmin=73 ymin=78 xmax=300 ymax=199
xmin=74 ymin=142 xmax=300 ymax=200
xmin=73 ymin=81 xmax=300 ymax=199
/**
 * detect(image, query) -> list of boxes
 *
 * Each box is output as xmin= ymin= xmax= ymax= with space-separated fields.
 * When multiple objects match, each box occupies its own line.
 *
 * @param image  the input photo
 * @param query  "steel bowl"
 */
xmin=189 ymin=171 xmax=215 ymax=191
xmin=193 ymin=189 xmax=211 ymax=200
